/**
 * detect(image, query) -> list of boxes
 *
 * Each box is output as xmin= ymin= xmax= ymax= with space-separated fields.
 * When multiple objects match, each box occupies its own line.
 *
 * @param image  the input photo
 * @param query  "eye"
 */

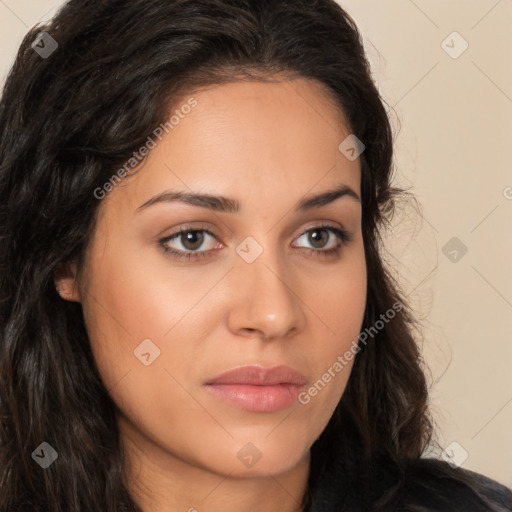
xmin=159 ymin=223 xmax=352 ymax=262
xmin=159 ymin=225 xmax=219 ymax=261
xmin=292 ymin=224 xmax=351 ymax=259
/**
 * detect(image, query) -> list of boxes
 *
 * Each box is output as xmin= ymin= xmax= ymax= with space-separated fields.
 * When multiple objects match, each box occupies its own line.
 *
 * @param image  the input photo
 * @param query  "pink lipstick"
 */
xmin=203 ymin=365 xmax=307 ymax=412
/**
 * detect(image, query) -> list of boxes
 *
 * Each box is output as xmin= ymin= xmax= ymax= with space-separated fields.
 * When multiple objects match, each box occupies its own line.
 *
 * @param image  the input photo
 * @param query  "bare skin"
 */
xmin=55 ymin=76 xmax=367 ymax=512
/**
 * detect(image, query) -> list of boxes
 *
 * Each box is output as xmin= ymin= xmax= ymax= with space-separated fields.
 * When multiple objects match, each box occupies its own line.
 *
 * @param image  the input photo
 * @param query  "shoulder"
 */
xmin=397 ymin=457 xmax=512 ymax=511
xmin=305 ymin=449 xmax=512 ymax=512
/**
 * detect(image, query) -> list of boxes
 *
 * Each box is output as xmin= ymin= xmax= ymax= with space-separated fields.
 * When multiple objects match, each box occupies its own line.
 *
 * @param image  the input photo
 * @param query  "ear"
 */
xmin=54 ymin=260 xmax=82 ymax=302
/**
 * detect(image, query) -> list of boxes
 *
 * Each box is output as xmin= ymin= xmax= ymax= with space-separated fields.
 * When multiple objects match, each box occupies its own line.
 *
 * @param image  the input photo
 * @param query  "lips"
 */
xmin=204 ymin=365 xmax=307 ymax=386
xmin=203 ymin=365 xmax=307 ymax=413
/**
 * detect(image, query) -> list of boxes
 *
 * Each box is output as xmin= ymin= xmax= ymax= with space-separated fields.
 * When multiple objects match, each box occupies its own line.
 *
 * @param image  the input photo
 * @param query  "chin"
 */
xmin=205 ymin=441 xmax=309 ymax=479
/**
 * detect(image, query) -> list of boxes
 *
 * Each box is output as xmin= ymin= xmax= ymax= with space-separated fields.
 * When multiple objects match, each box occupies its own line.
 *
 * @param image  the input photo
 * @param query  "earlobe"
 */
xmin=54 ymin=261 xmax=82 ymax=302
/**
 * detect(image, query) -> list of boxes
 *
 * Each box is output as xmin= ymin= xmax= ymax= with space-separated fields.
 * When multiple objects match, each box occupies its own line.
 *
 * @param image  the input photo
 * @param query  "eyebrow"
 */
xmin=136 ymin=183 xmax=360 ymax=214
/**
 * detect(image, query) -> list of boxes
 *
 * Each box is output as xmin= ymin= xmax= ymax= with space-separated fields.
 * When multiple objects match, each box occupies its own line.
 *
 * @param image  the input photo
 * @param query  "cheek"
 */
xmin=299 ymin=245 xmax=366 ymax=407
xmin=81 ymin=237 xmax=229 ymax=396
xmin=80 ymin=248 xmax=210 ymax=456
xmin=79 ymin=239 xmax=174 ymax=387
xmin=310 ymin=241 xmax=367 ymax=343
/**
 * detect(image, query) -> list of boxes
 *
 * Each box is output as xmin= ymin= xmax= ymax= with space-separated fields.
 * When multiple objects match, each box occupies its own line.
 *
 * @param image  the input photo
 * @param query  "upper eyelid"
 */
xmin=163 ymin=221 xmax=345 ymax=236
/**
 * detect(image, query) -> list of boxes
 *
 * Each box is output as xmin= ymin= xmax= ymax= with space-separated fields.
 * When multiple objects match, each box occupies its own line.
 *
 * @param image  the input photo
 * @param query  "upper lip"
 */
xmin=204 ymin=365 xmax=307 ymax=386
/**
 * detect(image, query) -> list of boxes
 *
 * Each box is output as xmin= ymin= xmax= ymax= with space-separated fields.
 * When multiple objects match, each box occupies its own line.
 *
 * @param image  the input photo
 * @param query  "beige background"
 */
xmin=0 ymin=0 xmax=511 ymax=487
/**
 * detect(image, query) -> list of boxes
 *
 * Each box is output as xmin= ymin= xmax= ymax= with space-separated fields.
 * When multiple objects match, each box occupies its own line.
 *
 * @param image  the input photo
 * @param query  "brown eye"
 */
xmin=305 ymin=228 xmax=331 ymax=249
xmin=160 ymin=228 xmax=219 ymax=260
xmin=295 ymin=227 xmax=345 ymax=251
xmin=159 ymin=224 xmax=351 ymax=262
xmin=177 ymin=230 xmax=206 ymax=251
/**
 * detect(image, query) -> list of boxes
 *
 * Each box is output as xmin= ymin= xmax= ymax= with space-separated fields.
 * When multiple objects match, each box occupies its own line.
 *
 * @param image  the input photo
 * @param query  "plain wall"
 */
xmin=0 ymin=0 xmax=511 ymax=488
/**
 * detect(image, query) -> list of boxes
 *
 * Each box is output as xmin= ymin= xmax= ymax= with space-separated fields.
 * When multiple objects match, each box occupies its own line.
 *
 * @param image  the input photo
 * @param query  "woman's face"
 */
xmin=59 ymin=77 xmax=366 ymax=480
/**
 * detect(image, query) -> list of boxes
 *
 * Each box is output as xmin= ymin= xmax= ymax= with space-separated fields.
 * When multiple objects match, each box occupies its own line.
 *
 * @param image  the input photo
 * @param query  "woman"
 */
xmin=0 ymin=0 xmax=510 ymax=510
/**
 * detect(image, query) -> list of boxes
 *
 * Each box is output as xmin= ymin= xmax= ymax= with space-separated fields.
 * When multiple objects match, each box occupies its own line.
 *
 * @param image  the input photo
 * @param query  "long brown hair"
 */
xmin=0 ymin=1 xmax=435 ymax=510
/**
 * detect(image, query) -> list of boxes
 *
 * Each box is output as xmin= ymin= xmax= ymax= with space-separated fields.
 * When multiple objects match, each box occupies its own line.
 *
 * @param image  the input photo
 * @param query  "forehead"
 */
xmin=101 ymin=77 xmax=361 ymax=215
xmin=181 ymin=77 xmax=351 ymax=142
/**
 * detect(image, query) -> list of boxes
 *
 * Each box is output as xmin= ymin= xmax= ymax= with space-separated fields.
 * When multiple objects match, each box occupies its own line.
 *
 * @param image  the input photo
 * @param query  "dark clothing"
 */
xmin=304 ymin=453 xmax=512 ymax=511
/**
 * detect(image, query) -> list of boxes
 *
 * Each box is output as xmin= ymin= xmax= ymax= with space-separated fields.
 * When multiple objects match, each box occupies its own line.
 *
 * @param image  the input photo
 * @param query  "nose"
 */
xmin=226 ymin=249 xmax=307 ymax=341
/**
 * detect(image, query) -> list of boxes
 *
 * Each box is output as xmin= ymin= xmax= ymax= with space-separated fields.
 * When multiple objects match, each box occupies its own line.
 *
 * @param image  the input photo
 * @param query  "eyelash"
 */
xmin=158 ymin=223 xmax=352 ymax=262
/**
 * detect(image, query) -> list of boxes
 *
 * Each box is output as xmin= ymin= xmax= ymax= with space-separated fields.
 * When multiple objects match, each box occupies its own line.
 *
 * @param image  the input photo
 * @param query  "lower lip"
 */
xmin=203 ymin=383 xmax=304 ymax=412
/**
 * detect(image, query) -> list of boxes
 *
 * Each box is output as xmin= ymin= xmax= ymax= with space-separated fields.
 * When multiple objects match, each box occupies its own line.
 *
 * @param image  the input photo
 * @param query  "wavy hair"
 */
xmin=0 ymin=0 xmax=438 ymax=510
